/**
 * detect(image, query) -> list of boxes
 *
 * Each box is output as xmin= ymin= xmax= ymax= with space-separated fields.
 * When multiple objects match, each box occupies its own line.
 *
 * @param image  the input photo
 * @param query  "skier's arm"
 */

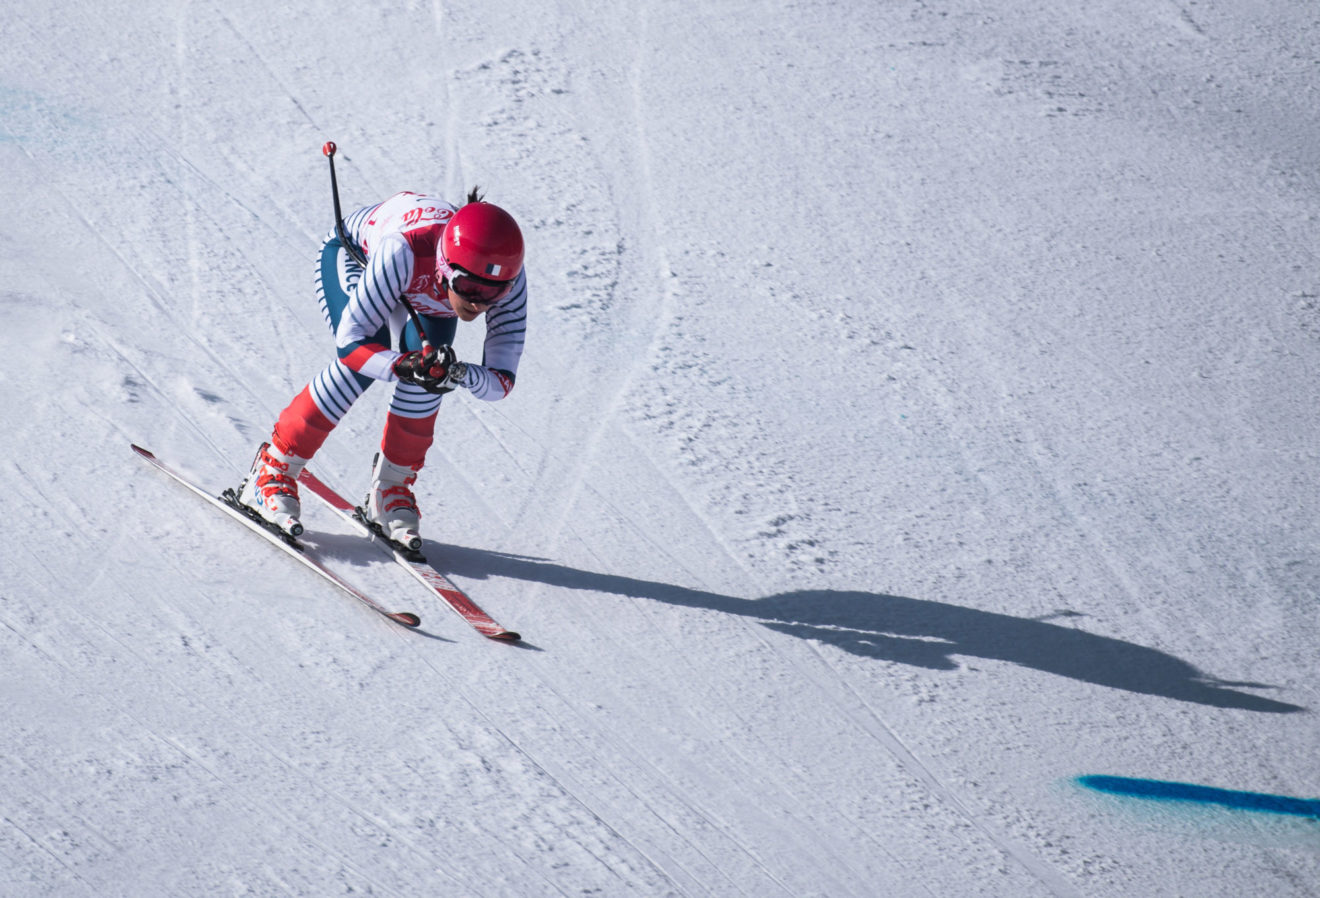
xmin=455 ymin=271 xmax=527 ymax=401
xmin=334 ymin=233 xmax=414 ymax=381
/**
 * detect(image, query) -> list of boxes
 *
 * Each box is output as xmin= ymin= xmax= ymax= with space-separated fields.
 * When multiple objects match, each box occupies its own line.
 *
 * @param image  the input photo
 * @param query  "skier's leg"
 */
xmin=381 ymin=313 xmax=455 ymax=466
xmin=240 ymin=235 xmax=376 ymax=530
xmin=364 ymin=315 xmax=457 ymax=548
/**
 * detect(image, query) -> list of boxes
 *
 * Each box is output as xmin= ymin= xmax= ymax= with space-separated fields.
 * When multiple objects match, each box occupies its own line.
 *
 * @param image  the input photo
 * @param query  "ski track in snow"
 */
xmin=523 ymin=24 xmax=991 ymax=887
xmin=603 ymin=20 xmax=1067 ymax=889
xmin=3 ymin=0 xmax=1320 ymax=895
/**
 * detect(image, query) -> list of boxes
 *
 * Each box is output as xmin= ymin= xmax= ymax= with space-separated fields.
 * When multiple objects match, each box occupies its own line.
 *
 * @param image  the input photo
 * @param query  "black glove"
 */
xmin=393 ymin=345 xmax=458 ymax=394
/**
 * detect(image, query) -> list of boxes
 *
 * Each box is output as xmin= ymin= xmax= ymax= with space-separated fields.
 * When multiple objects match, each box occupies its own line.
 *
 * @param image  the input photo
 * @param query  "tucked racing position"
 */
xmin=237 ymin=179 xmax=527 ymax=552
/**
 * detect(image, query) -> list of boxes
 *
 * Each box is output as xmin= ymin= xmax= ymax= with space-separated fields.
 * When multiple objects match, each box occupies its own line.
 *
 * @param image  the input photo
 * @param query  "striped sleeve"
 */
xmin=467 ymin=270 xmax=527 ymax=401
xmin=335 ymin=232 xmax=414 ymax=381
xmin=341 ymin=203 xmax=377 ymax=244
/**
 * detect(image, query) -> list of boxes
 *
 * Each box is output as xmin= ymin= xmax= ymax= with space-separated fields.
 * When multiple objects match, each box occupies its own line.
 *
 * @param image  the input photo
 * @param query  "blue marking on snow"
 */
xmin=0 ymin=85 xmax=91 ymax=143
xmin=1078 ymin=776 xmax=1320 ymax=819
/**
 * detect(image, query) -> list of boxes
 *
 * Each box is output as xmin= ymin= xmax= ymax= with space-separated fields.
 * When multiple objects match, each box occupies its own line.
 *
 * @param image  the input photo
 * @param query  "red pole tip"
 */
xmin=322 ymin=141 xmax=337 ymax=157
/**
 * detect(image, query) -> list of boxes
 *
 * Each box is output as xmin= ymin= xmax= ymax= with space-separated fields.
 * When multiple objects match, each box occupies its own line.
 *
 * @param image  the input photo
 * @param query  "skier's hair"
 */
xmin=465 ymin=185 xmax=485 ymax=205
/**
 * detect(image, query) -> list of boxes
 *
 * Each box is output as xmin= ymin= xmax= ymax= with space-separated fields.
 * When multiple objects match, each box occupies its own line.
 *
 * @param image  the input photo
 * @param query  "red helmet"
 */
xmin=440 ymin=202 xmax=524 ymax=283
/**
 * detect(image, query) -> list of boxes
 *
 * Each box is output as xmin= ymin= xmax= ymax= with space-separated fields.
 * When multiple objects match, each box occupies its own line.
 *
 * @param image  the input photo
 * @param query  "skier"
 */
xmin=237 ymin=188 xmax=527 ymax=550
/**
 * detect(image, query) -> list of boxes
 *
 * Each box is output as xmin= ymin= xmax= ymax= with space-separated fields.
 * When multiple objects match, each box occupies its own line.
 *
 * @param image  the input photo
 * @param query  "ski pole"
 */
xmin=322 ymin=141 xmax=365 ymax=267
xmin=321 ymin=141 xmax=433 ymax=355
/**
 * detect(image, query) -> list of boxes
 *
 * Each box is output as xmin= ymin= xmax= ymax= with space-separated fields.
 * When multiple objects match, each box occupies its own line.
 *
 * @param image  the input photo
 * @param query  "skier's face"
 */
xmin=446 ymin=285 xmax=493 ymax=321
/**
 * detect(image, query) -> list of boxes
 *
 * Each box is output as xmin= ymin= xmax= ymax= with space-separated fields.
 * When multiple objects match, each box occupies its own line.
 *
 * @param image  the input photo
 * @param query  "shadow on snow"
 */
xmin=435 ymin=544 xmax=1303 ymax=714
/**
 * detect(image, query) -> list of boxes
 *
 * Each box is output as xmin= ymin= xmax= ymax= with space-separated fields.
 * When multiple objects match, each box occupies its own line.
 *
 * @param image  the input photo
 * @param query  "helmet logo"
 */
xmin=486 ymin=263 xmax=502 ymax=276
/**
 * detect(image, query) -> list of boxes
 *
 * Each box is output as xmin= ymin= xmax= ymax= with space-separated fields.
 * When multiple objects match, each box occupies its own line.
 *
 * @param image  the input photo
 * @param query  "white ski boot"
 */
xmin=237 ymin=441 xmax=308 ymax=537
xmin=363 ymin=453 xmax=423 ymax=551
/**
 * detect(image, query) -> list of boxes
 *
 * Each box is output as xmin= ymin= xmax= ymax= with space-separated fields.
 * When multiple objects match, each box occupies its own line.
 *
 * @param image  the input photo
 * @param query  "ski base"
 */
xmin=132 ymin=444 xmax=421 ymax=629
xmin=298 ymin=469 xmax=521 ymax=642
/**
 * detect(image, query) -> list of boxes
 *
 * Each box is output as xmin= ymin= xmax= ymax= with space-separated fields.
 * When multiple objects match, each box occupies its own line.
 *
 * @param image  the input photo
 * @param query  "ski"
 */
xmin=297 ymin=468 xmax=521 ymax=642
xmin=131 ymin=444 xmax=421 ymax=629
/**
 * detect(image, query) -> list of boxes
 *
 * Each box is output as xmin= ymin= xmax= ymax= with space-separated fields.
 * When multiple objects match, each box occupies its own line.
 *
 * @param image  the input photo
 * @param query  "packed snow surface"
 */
xmin=3 ymin=1 xmax=1319 ymax=895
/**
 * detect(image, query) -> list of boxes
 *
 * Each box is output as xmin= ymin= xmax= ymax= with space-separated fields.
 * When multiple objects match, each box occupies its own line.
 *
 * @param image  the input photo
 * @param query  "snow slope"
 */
xmin=3 ymin=0 xmax=1318 ymax=895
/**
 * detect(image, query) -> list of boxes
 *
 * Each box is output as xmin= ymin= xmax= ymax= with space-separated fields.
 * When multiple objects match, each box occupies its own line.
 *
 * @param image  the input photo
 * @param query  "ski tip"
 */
xmin=392 ymin=612 xmax=422 ymax=628
xmin=130 ymin=443 xmax=154 ymax=459
xmin=489 ymin=630 xmax=521 ymax=642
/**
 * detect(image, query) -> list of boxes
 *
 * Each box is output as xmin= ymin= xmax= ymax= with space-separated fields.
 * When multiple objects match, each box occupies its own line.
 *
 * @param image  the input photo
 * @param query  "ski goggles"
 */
xmin=438 ymin=255 xmax=514 ymax=306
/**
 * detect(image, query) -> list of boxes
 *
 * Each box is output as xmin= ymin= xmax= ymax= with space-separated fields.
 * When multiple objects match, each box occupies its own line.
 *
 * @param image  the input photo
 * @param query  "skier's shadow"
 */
xmin=434 ymin=545 xmax=1303 ymax=714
